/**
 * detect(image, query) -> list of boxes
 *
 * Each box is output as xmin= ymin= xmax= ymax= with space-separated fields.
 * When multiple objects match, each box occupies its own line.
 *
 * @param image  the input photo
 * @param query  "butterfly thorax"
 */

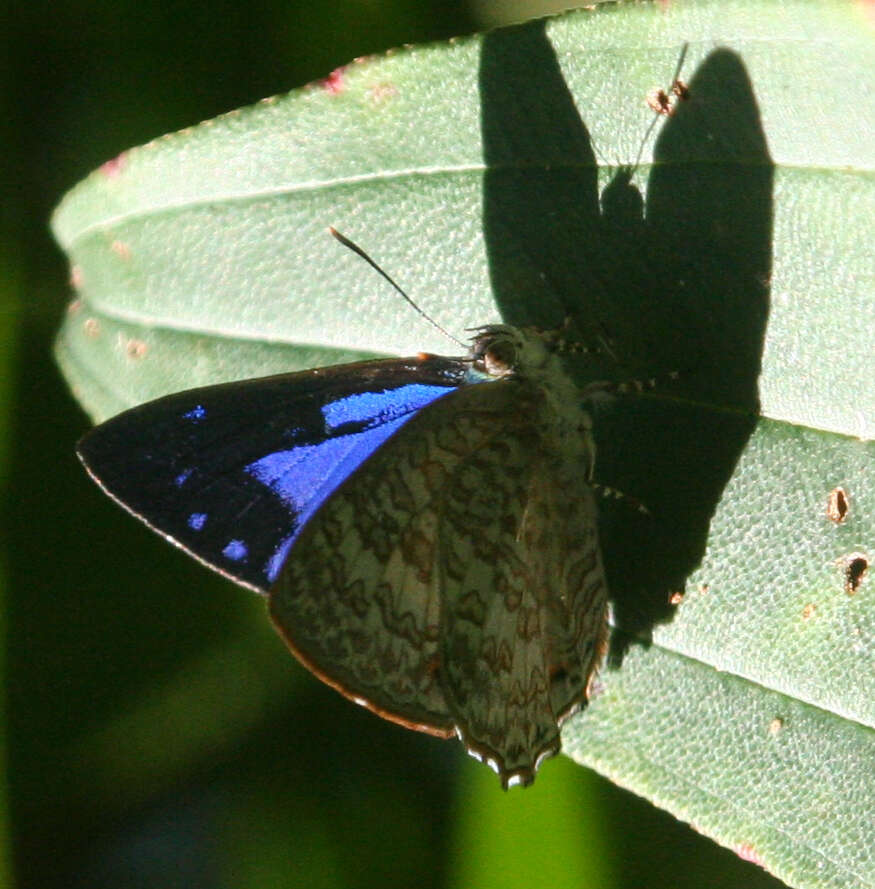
xmin=466 ymin=324 xmax=595 ymax=475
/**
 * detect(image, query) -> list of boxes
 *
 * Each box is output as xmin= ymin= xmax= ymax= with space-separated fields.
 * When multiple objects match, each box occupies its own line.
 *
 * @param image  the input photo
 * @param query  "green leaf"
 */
xmin=52 ymin=2 xmax=874 ymax=887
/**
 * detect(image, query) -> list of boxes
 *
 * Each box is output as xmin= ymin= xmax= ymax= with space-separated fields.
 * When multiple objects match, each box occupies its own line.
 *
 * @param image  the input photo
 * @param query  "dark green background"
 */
xmin=2 ymin=1 xmax=788 ymax=886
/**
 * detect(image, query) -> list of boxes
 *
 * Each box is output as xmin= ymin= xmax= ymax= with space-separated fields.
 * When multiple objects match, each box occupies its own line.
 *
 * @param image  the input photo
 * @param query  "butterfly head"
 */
xmin=467 ymin=324 xmax=551 ymax=382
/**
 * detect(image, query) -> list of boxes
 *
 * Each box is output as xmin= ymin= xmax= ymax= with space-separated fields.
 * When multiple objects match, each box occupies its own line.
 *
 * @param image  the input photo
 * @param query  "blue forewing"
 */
xmin=77 ymin=354 xmax=467 ymax=593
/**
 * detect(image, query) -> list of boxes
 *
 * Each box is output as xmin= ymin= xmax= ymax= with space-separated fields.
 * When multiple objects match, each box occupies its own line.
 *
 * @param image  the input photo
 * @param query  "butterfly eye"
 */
xmin=482 ymin=340 xmax=517 ymax=377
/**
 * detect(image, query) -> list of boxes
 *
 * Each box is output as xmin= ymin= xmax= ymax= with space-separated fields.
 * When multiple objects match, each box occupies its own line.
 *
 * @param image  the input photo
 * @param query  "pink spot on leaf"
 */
xmin=100 ymin=152 xmax=127 ymax=178
xmin=735 ymin=844 xmax=764 ymax=867
xmin=321 ymin=66 xmax=346 ymax=95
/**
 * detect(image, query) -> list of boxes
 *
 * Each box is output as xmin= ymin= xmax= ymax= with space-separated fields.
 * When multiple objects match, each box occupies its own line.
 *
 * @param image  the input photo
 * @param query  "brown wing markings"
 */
xmin=437 ymin=411 xmax=608 ymax=787
xmin=269 ymin=378 xmax=608 ymax=779
xmin=269 ymin=383 xmax=527 ymax=736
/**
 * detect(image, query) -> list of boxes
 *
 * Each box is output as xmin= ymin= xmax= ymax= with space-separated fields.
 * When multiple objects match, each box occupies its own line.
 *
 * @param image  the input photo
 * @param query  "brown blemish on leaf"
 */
xmin=69 ymin=265 xmax=84 ymax=289
xmin=801 ymin=603 xmax=816 ymax=620
xmin=672 ymin=78 xmax=690 ymax=101
xmin=646 ymin=88 xmax=672 ymax=115
xmin=668 ymin=591 xmax=684 ymax=605
xmin=843 ymin=553 xmax=868 ymax=595
xmin=83 ymin=318 xmax=100 ymax=338
xmin=646 ymin=79 xmax=689 ymax=116
xmin=67 ymin=298 xmax=82 ymax=315
xmin=826 ymin=486 xmax=849 ymax=523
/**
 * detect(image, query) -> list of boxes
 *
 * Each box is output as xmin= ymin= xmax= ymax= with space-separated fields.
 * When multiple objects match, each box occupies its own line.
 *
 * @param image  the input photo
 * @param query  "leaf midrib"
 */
xmin=55 ymin=154 xmax=857 ymax=248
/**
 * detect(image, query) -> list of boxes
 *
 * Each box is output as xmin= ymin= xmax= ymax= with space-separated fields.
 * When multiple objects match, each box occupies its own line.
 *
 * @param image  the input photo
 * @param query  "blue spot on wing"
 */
xmin=188 ymin=512 xmax=207 ymax=531
xmin=175 ymin=468 xmax=193 ymax=487
xmin=223 ymin=539 xmax=248 ymax=561
xmin=183 ymin=405 xmax=206 ymax=421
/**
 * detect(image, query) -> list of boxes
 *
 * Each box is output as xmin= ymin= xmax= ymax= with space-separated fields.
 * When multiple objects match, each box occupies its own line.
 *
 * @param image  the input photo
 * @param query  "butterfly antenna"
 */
xmin=632 ymin=41 xmax=690 ymax=170
xmin=329 ymin=227 xmax=466 ymax=349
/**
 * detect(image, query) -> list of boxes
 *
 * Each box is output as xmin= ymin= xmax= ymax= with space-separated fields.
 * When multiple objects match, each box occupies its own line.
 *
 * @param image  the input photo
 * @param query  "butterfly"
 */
xmin=78 ymin=255 xmax=611 ymax=790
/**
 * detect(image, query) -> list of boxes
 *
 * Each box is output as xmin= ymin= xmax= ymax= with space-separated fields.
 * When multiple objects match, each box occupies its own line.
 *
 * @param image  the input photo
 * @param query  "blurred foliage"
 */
xmin=1 ymin=1 xmax=801 ymax=888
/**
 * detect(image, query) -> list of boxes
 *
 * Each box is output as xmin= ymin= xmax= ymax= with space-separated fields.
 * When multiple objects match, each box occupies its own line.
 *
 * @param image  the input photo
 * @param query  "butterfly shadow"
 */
xmin=478 ymin=21 xmax=773 ymax=664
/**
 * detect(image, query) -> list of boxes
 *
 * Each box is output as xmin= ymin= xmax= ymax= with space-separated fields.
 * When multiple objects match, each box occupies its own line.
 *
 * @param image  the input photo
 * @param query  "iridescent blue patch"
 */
xmin=183 ymin=405 xmax=206 ymax=421
xmin=222 ymin=539 xmax=248 ymax=561
xmin=188 ymin=512 xmax=207 ymax=531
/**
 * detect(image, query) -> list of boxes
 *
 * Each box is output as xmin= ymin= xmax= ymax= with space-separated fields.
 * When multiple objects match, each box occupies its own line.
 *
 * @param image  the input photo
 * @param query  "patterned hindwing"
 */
xmin=268 ymin=382 xmax=519 ymax=736
xmin=269 ymin=378 xmax=609 ymax=781
xmin=437 ymin=394 xmax=608 ymax=788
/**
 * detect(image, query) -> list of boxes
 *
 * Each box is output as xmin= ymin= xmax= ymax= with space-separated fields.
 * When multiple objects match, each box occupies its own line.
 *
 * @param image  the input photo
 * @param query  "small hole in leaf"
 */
xmin=844 ymin=554 xmax=868 ymax=595
xmin=826 ymin=487 xmax=849 ymax=524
